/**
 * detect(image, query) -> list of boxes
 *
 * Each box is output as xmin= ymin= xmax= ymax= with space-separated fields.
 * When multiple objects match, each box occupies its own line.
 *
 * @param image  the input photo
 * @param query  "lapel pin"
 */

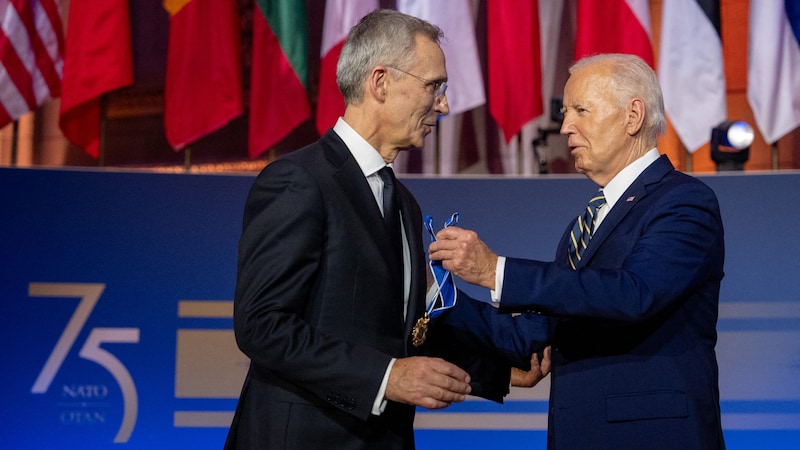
xmin=626 ymin=196 xmax=636 ymax=202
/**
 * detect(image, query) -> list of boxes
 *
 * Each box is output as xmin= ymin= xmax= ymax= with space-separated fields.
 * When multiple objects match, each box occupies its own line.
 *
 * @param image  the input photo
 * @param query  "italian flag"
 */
xmin=248 ymin=0 xmax=311 ymax=159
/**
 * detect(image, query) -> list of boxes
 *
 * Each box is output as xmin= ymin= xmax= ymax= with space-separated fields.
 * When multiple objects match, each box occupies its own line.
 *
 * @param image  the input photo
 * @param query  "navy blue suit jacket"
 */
xmin=501 ymin=155 xmax=726 ymax=449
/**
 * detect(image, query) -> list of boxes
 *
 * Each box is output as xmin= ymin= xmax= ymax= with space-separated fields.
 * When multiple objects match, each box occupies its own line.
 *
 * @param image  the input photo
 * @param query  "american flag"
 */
xmin=0 ymin=0 xmax=64 ymax=128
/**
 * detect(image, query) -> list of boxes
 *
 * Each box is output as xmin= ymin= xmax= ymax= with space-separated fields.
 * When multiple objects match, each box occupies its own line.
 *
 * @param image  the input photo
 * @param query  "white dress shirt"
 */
xmin=493 ymin=149 xmax=661 ymax=300
xmin=333 ymin=118 xmax=410 ymax=416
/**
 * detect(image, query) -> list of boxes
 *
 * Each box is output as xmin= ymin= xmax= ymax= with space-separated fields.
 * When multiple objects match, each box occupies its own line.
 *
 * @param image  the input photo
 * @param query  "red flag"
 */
xmin=163 ymin=0 xmax=242 ymax=151
xmin=316 ymin=0 xmax=378 ymax=136
xmin=487 ymin=0 xmax=543 ymax=142
xmin=59 ymin=0 xmax=132 ymax=159
xmin=575 ymin=0 xmax=654 ymax=67
xmin=0 ymin=0 xmax=64 ymax=128
xmin=248 ymin=0 xmax=310 ymax=159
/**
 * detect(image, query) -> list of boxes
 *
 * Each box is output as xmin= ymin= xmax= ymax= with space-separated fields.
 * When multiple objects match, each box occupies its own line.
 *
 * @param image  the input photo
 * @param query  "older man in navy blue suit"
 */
xmin=430 ymin=53 xmax=726 ymax=450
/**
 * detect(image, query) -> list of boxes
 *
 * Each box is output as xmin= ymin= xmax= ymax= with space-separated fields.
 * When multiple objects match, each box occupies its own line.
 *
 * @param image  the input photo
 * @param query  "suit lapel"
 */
xmin=579 ymin=155 xmax=674 ymax=265
xmin=397 ymin=181 xmax=426 ymax=334
xmin=321 ymin=131 xmax=409 ymax=330
xmin=321 ymin=132 xmax=399 ymax=270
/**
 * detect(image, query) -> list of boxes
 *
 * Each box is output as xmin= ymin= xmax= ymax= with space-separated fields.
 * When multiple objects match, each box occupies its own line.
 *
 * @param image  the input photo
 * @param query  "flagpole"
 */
xmin=771 ymin=142 xmax=778 ymax=170
xmin=10 ymin=120 xmax=18 ymax=166
xmin=99 ymin=94 xmax=107 ymax=167
xmin=184 ymin=146 xmax=192 ymax=172
xmin=685 ymin=148 xmax=692 ymax=173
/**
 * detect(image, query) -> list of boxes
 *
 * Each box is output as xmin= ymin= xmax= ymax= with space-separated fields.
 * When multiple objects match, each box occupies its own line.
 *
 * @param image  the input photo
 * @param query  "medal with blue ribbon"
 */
xmin=412 ymin=212 xmax=460 ymax=347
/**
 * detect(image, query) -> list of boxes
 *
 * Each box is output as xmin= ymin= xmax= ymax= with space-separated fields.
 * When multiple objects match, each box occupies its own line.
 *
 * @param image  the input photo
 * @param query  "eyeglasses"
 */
xmin=386 ymin=66 xmax=448 ymax=101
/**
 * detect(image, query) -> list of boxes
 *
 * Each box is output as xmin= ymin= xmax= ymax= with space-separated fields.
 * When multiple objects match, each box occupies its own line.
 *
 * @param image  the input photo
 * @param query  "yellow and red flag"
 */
xmin=163 ymin=0 xmax=243 ymax=151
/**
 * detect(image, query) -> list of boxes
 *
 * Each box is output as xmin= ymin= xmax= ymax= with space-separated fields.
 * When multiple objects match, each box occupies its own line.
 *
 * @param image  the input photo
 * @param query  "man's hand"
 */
xmin=428 ymin=226 xmax=498 ymax=290
xmin=385 ymin=357 xmax=472 ymax=409
xmin=511 ymin=346 xmax=552 ymax=388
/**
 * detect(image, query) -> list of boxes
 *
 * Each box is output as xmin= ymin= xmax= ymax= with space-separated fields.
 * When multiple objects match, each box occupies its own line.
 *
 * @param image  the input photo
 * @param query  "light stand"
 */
xmin=531 ymin=98 xmax=564 ymax=174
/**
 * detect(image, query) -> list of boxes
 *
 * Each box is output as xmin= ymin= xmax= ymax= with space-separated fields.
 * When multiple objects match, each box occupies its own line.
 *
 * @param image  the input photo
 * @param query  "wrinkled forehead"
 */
xmin=564 ymin=65 xmax=617 ymax=102
xmin=409 ymin=35 xmax=446 ymax=74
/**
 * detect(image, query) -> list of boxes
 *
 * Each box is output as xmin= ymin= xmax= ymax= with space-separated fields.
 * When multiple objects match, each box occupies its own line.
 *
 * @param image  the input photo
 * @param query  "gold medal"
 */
xmin=411 ymin=313 xmax=430 ymax=347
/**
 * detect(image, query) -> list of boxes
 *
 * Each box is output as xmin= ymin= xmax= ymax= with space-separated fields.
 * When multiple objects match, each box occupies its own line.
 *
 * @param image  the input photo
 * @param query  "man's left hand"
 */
xmin=511 ymin=346 xmax=552 ymax=388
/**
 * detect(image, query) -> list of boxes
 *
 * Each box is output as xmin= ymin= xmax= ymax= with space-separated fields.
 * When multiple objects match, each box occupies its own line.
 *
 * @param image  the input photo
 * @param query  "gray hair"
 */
xmin=570 ymin=54 xmax=666 ymax=142
xmin=336 ymin=9 xmax=443 ymax=104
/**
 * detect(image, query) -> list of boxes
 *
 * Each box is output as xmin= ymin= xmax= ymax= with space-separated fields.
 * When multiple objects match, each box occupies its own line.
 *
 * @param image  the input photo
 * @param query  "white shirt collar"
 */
xmin=602 ymin=148 xmax=660 ymax=210
xmin=333 ymin=118 xmax=389 ymax=176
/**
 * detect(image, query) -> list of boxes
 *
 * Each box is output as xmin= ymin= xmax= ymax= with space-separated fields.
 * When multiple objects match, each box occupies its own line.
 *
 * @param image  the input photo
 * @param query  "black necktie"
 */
xmin=378 ymin=167 xmax=403 ymax=263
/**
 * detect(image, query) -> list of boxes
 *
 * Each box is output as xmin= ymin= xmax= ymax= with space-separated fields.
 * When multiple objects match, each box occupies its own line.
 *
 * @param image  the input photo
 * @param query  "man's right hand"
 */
xmin=428 ymin=226 xmax=498 ymax=290
xmin=385 ymin=356 xmax=472 ymax=409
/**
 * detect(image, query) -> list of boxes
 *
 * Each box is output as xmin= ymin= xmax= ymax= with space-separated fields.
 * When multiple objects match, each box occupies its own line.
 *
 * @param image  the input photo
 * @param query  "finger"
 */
xmin=429 ymin=357 xmax=471 ymax=381
xmin=435 ymin=226 xmax=464 ymax=241
xmin=540 ymin=346 xmax=552 ymax=375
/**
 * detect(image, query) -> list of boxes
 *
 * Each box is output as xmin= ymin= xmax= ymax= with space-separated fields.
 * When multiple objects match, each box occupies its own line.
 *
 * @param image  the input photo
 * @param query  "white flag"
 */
xmin=658 ymin=0 xmax=726 ymax=152
xmin=747 ymin=3 xmax=800 ymax=144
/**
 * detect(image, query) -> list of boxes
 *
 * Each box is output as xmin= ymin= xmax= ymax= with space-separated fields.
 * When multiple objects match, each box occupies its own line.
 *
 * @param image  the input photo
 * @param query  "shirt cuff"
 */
xmin=491 ymin=256 xmax=506 ymax=303
xmin=372 ymin=358 xmax=395 ymax=415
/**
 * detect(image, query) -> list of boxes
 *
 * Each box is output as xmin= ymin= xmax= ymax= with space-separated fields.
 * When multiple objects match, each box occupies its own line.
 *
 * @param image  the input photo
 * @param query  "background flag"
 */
xmin=59 ymin=0 xmax=131 ymax=159
xmin=396 ymin=0 xmax=485 ymax=174
xmin=747 ymin=2 xmax=800 ymax=144
xmin=575 ymin=0 xmax=654 ymax=66
xmin=163 ymin=0 xmax=242 ymax=151
xmin=487 ymin=0 xmax=543 ymax=143
xmin=658 ymin=0 xmax=726 ymax=152
xmin=249 ymin=0 xmax=311 ymax=159
xmin=396 ymin=0 xmax=484 ymax=116
xmin=316 ymin=0 xmax=378 ymax=136
xmin=0 ymin=0 xmax=63 ymax=129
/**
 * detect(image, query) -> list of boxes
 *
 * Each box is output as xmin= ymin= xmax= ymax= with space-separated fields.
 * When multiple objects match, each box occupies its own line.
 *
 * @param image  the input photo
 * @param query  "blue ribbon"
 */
xmin=424 ymin=212 xmax=459 ymax=319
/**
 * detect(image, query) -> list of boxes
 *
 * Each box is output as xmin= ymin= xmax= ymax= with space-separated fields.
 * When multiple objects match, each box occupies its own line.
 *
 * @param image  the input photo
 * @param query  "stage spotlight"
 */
xmin=710 ymin=121 xmax=754 ymax=171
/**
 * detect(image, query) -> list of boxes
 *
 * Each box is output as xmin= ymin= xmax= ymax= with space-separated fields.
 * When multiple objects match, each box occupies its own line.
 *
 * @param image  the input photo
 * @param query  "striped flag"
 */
xmin=658 ymin=0 xmax=726 ymax=152
xmin=575 ymin=0 xmax=654 ymax=67
xmin=248 ymin=0 xmax=311 ymax=159
xmin=487 ymin=0 xmax=543 ymax=143
xmin=747 ymin=1 xmax=800 ymax=144
xmin=316 ymin=0 xmax=378 ymax=136
xmin=396 ymin=0 xmax=485 ymax=174
xmin=58 ymin=0 xmax=132 ymax=159
xmin=163 ymin=0 xmax=243 ymax=151
xmin=0 ymin=0 xmax=63 ymax=129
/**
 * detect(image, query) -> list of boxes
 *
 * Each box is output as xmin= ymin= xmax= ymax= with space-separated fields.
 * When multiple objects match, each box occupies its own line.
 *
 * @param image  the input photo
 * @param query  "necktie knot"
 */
xmin=568 ymin=190 xmax=606 ymax=269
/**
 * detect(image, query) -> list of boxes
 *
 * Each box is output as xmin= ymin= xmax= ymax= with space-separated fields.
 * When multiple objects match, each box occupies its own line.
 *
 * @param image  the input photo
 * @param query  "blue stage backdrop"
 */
xmin=1 ymin=167 xmax=798 ymax=449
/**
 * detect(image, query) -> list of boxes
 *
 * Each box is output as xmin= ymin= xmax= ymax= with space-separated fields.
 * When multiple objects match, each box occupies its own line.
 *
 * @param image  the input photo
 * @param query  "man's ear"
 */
xmin=626 ymin=98 xmax=646 ymax=136
xmin=368 ymin=66 xmax=389 ymax=103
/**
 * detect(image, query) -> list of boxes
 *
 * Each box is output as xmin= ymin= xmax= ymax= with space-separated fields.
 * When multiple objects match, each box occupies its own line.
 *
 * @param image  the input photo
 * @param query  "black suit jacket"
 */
xmin=225 ymin=130 xmax=511 ymax=449
xmin=225 ymin=130 xmax=425 ymax=449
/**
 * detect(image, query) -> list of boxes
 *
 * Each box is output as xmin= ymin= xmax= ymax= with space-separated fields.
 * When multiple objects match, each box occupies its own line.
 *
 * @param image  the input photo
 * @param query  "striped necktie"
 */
xmin=568 ymin=190 xmax=606 ymax=269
